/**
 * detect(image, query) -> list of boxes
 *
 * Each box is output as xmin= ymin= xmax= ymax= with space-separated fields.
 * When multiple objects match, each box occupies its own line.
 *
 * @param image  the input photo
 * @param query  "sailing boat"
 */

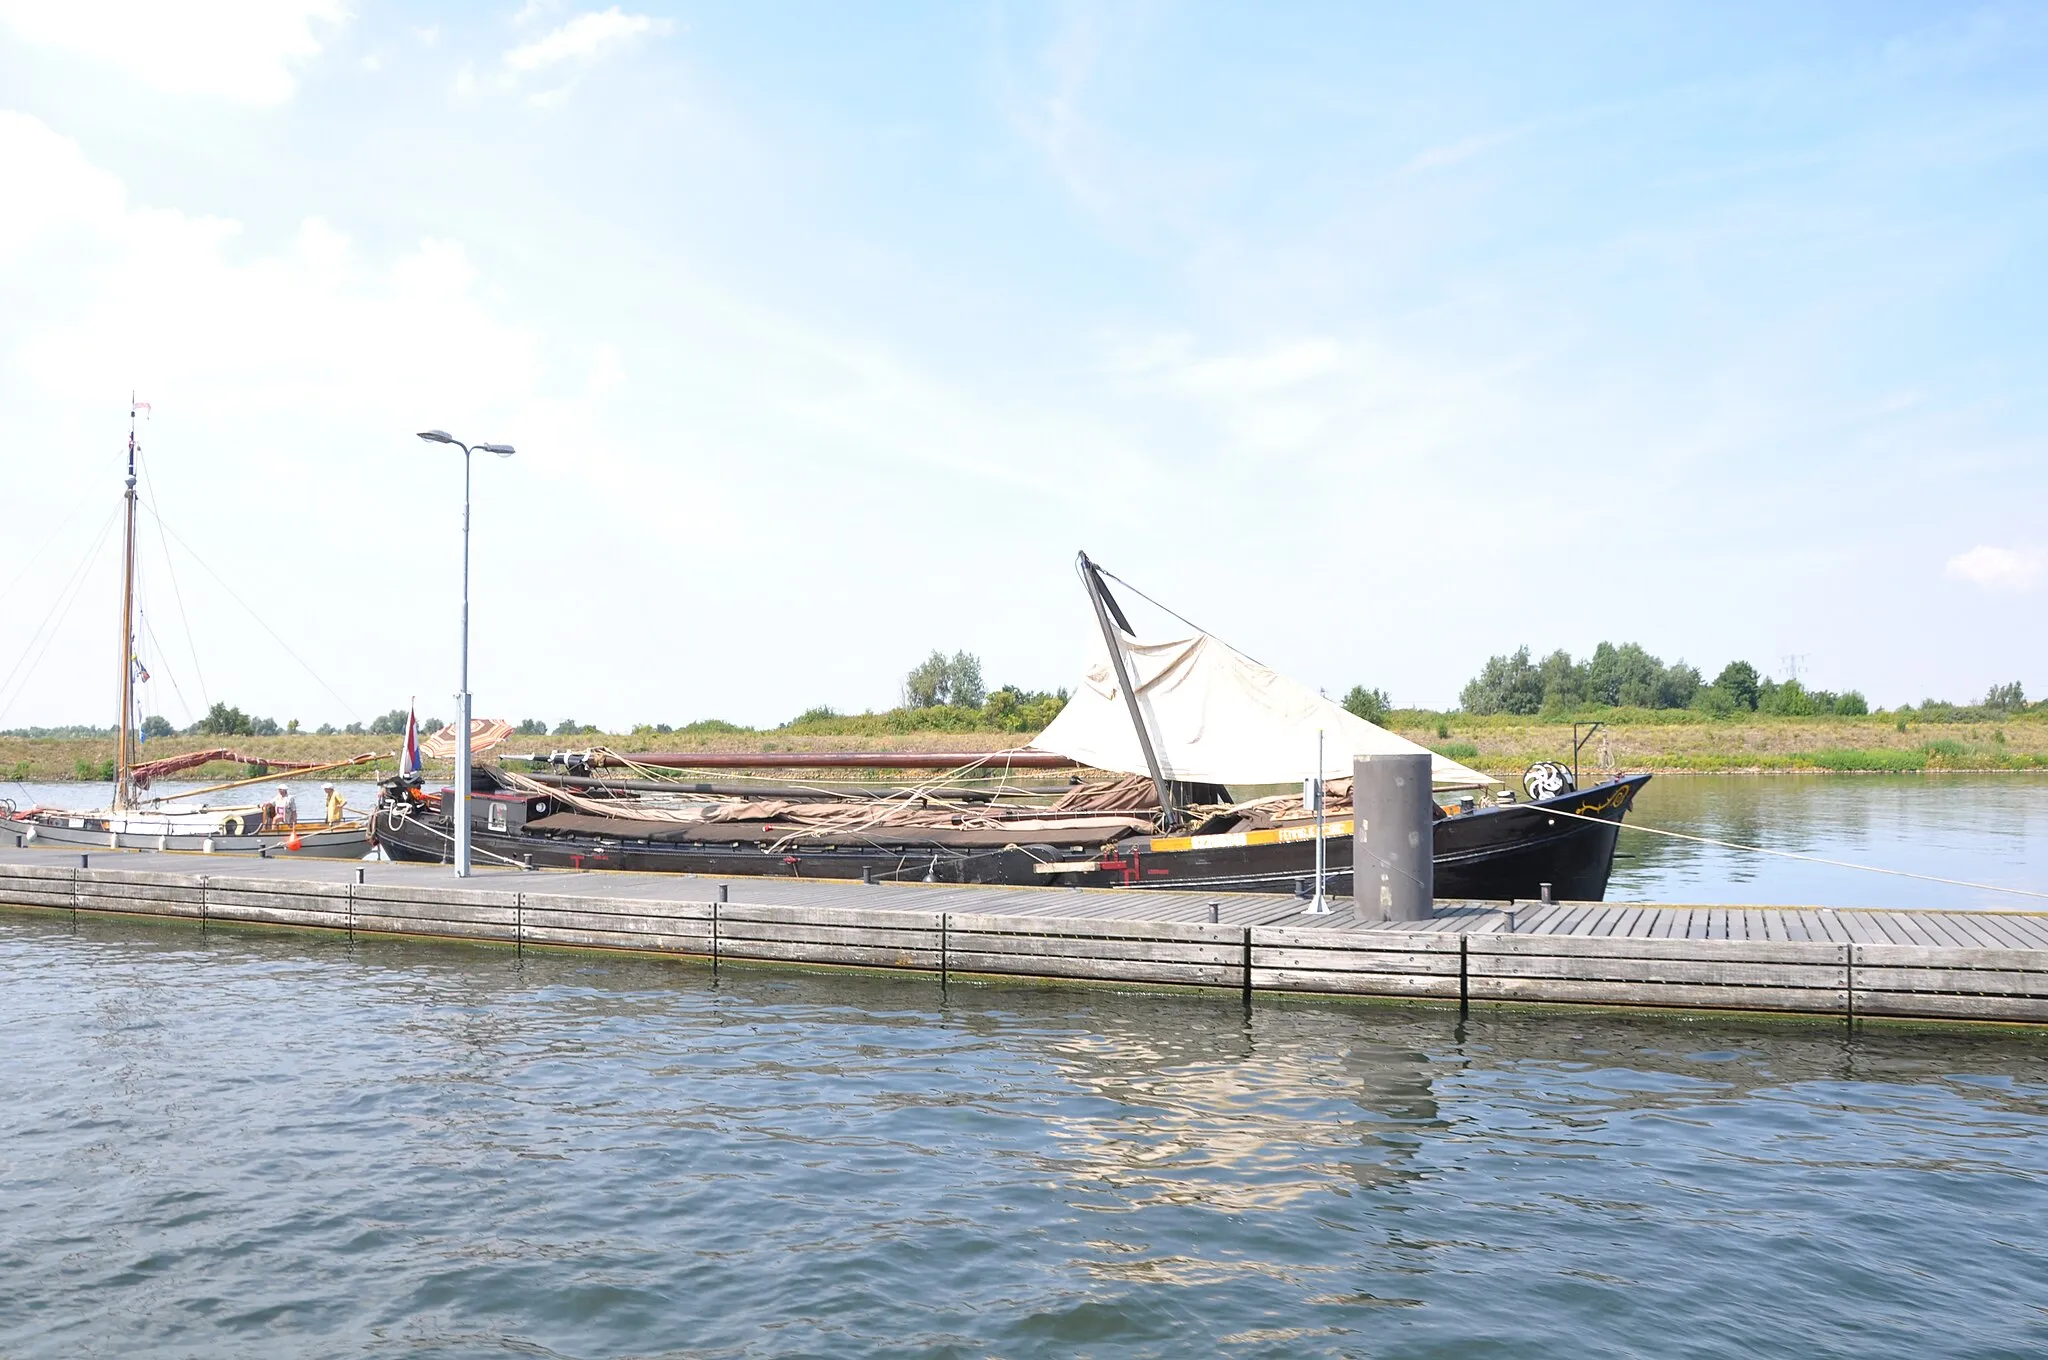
xmin=369 ymin=552 xmax=1649 ymax=899
xmin=5 ymin=401 xmax=373 ymax=858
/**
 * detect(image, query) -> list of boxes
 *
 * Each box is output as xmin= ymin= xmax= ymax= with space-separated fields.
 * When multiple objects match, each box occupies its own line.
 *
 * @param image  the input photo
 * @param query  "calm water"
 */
xmin=1 ymin=915 xmax=2044 ymax=1358
xmin=3 ymin=779 xmax=385 ymax=818
xmin=8 ymin=774 xmax=2048 ymax=910
xmin=1610 ymin=773 xmax=2048 ymax=910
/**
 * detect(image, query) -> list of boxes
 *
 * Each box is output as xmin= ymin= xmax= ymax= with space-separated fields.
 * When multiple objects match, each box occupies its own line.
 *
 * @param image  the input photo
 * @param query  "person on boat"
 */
xmin=323 ymin=783 xmax=345 ymax=824
xmin=274 ymin=786 xmax=297 ymax=830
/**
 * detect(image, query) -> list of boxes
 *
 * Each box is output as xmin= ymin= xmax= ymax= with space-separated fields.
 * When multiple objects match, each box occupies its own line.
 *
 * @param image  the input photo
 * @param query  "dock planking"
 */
xmin=1 ymin=844 xmax=2045 ymax=1025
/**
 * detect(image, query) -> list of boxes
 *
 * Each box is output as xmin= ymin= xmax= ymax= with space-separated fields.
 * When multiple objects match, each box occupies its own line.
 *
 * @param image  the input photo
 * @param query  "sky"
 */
xmin=1 ymin=1 xmax=2044 ymax=732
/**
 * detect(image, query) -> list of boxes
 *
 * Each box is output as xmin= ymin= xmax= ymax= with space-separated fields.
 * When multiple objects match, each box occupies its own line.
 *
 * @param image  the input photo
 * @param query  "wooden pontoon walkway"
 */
xmin=2 ymin=844 xmax=2044 ymax=1025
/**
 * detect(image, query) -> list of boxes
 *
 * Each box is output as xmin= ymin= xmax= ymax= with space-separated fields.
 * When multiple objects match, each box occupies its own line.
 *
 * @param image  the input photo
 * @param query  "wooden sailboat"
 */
xmin=369 ymin=553 xmax=1648 ymax=898
xmin=5 ymin=402 xmax=372 ymax=858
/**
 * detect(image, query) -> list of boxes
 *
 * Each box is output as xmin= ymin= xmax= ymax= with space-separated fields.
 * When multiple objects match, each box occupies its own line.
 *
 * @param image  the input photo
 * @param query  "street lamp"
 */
xmin=417 ymin=428 xmax=515 ymax=877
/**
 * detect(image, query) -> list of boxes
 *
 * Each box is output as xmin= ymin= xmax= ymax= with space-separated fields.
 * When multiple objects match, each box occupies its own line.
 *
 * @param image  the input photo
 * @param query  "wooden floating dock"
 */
xmin=2 ymin=847 xmax=2045 ymax=1025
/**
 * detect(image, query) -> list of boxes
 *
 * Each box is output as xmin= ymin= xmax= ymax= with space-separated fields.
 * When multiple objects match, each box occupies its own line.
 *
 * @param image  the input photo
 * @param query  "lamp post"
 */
xmin=416 ymin=429 xmax=515 ymax=877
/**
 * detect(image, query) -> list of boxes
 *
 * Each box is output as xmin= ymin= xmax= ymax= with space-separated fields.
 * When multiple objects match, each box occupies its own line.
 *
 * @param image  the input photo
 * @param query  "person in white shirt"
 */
xmin=274 ymin=786 xmax=297 ymax=829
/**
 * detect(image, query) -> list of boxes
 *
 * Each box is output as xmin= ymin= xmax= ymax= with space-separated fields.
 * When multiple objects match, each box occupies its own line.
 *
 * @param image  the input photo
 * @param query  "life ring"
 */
xmin=222 ymin=814 xmax=247 ymax=837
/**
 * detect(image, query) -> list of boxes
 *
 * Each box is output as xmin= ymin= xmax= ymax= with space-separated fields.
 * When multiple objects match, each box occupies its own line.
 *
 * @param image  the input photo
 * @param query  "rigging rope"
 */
xmin=137 ymin=609 xmax=195 ymax=729
xmin=141 ymin=504 xmax=360 ymax=724
xmin=136 ymin=452 xmax=211 ymax=715
xmin=0 ymin=508 xmax=121 ymax=728
xmin=0 ymin=487 xmax=99 ymax=613
xmin=1097 ymin=564 xmax=1250 ymax=661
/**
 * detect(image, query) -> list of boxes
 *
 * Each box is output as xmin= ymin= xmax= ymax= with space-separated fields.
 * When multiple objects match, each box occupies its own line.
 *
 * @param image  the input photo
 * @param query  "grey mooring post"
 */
xmin=1353 ymin=753 xmax=1433 ymax=922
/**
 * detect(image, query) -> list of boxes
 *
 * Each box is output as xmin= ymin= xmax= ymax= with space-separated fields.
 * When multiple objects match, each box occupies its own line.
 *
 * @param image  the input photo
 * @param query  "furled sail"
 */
xmin=1027 ymin=629 xmax=1495 ymax=789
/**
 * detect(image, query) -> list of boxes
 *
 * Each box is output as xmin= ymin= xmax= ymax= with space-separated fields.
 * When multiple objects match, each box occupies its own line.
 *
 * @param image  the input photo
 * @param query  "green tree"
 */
xmin=515 ymin=718 xmax=548 ymax=736
xmin=981 ymin=685 xmax=1068 ymax=733
xmin=1834 ymin=690 xmax=1869 ymax=716
xmin=1460 ymin=647 xmax=1544 ymax=715
xmin=1710 ymin=661 xmax=1761 ymax=711
xmin=1584 ymin=642 xmax=1666 ymax=708
xmin=193 ymin=702 xmax=252 ymax=736
xmin=1692 ymin=685 xmax=1740 ymax=717
xmin=903 ymin=650 xmax=986 ymax=708
xmin=1341 ymin=685 xmax=1391 ymax=725
xmin=1985 ymin=681 xmax=2027 ymax=710
xmin=1536 ymin=650 xmax=1586 ymax=711
xmin=1758 ymin=678 xmax=1817 ymax=716
xmin=368 ymin=709 xmax=409 ymax=736
xmin=1655 ymin=661 xmax=1702 ymax=710
xmin=140 ymin=714 xmax=175 ymax=739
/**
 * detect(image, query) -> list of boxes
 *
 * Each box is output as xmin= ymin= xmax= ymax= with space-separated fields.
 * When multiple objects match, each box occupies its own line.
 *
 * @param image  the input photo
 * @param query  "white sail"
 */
xmin=1027 ymin=629 xmax=1495 ymax=789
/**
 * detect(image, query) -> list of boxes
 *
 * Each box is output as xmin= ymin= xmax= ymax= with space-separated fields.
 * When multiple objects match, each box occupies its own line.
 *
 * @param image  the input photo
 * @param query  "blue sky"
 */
xmin=1 ymin=2 xmax=2044 ymax=731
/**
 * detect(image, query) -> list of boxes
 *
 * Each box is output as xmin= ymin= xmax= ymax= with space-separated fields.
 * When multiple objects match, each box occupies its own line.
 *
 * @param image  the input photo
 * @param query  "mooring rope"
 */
xmin=1543 ymin=802 xmax=2048 ymax=903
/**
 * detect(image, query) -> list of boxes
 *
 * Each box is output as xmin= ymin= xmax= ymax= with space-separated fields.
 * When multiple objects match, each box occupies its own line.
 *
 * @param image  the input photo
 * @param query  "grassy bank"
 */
xmin=6 ymin=712 xmax=2045 ymax=783
xmin=1386 ymin=709 xmax=2048 ymax=775
xmin=0 ymin=729 xmax=1035 ymax=785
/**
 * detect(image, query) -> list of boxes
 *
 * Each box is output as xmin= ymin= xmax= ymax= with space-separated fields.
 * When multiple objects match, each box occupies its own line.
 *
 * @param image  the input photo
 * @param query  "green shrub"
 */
xmin=1342 ymin=685 xmax=1390 ymax=725
xmin=678 ymin=718 xmax=749 ymax=735
xmin=1432 ymin=741 xmax=1480 ymax=760
xmin=1802 ymin=748 xmax=1927 ymax=771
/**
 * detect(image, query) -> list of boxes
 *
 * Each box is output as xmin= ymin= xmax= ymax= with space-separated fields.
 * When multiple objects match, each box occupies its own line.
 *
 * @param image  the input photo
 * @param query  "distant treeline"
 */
xmin=513 ymin=649 xmax=1071 ymax=742
xmin=15 ymin=646 xmax=2031 ymax=743
xmin=1442 ymin=644 xmax=2032 ymax=719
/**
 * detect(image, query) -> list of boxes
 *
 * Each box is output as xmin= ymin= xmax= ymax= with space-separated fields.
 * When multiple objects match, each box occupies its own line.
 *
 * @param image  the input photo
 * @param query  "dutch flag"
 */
xmin=401 ymin=701 xmax=421 ymax=776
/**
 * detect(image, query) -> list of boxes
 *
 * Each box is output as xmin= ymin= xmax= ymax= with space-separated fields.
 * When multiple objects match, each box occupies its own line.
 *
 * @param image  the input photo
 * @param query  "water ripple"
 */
xmin=2 ymin=915 xmax=2045 ymax=1358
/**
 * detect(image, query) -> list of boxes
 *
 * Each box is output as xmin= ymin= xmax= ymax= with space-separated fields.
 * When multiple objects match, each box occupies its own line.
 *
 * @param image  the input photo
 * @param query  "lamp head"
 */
xmin=416 ymin=429 xmax=455 ymax=445
xmin=479 ymin=443 xmax=516 ymax=458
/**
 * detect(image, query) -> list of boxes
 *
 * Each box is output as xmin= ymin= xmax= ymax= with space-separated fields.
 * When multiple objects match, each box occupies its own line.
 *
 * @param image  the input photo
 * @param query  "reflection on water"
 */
xmin=1610 ymin=773 xmax=2048 ymax=909
xmin=1 ymin=914 xmax=2044 ymax=1358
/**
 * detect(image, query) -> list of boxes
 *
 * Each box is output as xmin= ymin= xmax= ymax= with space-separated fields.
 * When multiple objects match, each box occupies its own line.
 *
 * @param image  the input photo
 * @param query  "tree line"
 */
xmin=1451 ymin=644 xmax=1849 ymax=716
xmin=1427 ymin=644 xmax=2030 ymax=718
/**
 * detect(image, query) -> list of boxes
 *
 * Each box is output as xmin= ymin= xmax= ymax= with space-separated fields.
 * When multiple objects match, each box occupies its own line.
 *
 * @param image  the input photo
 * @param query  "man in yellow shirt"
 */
xmin=323 ymin=783 xmax=347 ymax=824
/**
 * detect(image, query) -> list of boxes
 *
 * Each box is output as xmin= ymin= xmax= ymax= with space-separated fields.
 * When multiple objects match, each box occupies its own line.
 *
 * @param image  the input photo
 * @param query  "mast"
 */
xmin=113 ymin=399 xmax=140 ymax=811
xmin=1075 ymin=551 xmax=1178 ymax=829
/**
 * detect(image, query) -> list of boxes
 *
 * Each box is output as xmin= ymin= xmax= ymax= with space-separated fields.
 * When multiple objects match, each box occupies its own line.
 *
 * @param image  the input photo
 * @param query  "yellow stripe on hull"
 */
xmin=1147 ymin=819 xmax=1355 ymax=855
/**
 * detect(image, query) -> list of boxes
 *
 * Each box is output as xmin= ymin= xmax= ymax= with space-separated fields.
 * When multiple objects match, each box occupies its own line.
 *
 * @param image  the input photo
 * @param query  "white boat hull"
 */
xmin=8 ymin=815 xmax=373 ymax=859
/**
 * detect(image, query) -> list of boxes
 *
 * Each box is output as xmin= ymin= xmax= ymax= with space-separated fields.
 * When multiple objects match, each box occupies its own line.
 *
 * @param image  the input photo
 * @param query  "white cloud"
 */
xmin=0 ymin=109 xmax=536 ymax=426
xmin=0 ymin=111 xmax=125 ymax=255
xmin=1179 ymin=339 xmax=1348 ymax=397
xmin=1945 ymin=545 xmax=2046 ymax=593
xmin=504 ymin=7 xmax=666 ymax=75
xmin=0 ymin=0 xmax=347 ymax=105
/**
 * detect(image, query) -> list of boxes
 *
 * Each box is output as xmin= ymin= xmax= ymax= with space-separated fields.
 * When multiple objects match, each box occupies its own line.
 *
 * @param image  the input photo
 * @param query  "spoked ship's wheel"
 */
xmin=1522 ymin=761 xmax=1576 ymax=801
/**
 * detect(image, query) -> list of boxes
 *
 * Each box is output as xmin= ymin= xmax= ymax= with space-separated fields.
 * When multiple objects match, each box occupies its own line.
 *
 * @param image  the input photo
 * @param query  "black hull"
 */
xmin=374 ymin=776 xmax=1649 ymax=903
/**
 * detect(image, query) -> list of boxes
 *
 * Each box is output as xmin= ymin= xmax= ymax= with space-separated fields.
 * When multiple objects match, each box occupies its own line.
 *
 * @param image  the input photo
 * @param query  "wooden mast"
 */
xmin=1076 ymin=551 xmax=1179 ymax=829
xmin=113 ymin=400 xmax=140 ymax=812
